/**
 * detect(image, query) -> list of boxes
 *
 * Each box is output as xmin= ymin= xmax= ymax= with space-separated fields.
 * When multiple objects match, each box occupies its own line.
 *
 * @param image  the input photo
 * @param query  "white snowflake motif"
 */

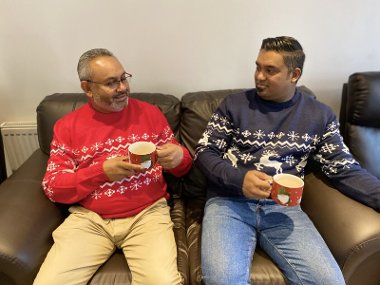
xmin=153 ymin=173 xmax=160 ymax=182
xmin=253 ymin=130 xmax=265 ymax=139
xmin=302 ymin=133 xmax=311 ymax=141
xmin=216 ymin=139 xmax=227 ymax=149
xmin=287 ymin=131 xmax=299 ymax=141
xmin=239 ymin=153 xmax=255 ymax=164
xmin=163 ymin=127 xmax=171 ymax=137
xmin=81 ymin=146 xmax=89 ymax=153
xmin=321 ymin=143 xmax=338 ymax=154
xmin=128 ymin=134 xmax=140 ymax=142
xmin=151 ymin=134 xmax=159 ymax=141
xmin=58 ymin=143 xmax=68 ymax=152
xmin=211 ymin=113 xmax=220 ymax=121
xmin=91 ymin=190 xmax=102 ymax=200
xmin=241 ymin=130 xmax=251 ymax=138
xmin=327 ymin=122 xmax=337 ymax=131
xmin=104 ymin=189 xmax=115 ymax=197
xmin=117 ymin=186 xmax=127 ymax=194
xmin=283 ymin=155 xmax=296 ymax=166
xmin=115 ymin=136 xmax=125 ymax=143
xmin=105 ymin=138 xmax=114 ymax=145
xmin=220 ymin=116 xmax=229 ymax=125
xmin=143 ymin=177 xmax=152 ymax=185
xmin=91 ymin=142 xmax=103 ymax=151
xmin=130 ymin=181 xmax=143 ymax=191
xmin=141 ymin=133 xmax=150 ymax=140
xmin=267 ymin=132 xmax=276 ymax=139
xmin=311 ymin=135 xmax=320 ymax=144
xmin=276 ymin=132 xmax=285 ymax=139
xmin=328 ymin=166 xmax=338 ymax=174
xmin=47 ymin=161 xmax=58 ymax=171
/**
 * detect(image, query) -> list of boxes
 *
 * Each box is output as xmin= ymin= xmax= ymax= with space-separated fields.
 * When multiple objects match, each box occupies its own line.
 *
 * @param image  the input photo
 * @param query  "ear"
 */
xmin=80 ymin=81 xmax=93 ymax=99
xmin=290 ymin=68 xmax=302 ymax=83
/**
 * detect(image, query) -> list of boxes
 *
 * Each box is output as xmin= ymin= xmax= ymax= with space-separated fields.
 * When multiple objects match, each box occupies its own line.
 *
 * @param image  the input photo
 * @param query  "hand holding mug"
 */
xmin=156 ymin=143 xmax=183 ymax=169
xmin=242 ymin=170 xmax=273 ymax=199
xmin=103 ymin=156 xmax=144 ymax=181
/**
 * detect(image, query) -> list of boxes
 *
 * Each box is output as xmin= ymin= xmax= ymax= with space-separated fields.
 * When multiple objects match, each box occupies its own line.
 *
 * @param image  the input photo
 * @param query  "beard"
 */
xmin=92 ymin=91 xmax=129 ymax=113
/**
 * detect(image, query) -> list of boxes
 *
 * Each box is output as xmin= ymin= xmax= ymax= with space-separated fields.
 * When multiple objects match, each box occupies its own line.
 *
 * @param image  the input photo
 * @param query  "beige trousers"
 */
xmin=33 ymin=198 xmax=181 ymax=285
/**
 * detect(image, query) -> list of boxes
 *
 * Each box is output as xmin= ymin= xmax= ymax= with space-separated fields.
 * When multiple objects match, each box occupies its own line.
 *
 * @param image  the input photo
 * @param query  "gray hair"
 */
xmin=77 ymin=48 xmax=114 ymax=81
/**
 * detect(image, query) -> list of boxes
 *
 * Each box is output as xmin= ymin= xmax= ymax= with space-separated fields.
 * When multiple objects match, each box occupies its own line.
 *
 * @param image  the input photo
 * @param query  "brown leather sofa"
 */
xmin=0 ymin=93 xmax=188 ymax=285
xmin=0 ymin=83 xmax=380 ymax=285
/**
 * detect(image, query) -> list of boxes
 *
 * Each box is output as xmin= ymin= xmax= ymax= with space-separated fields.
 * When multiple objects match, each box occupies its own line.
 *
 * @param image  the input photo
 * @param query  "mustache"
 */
xmin=113 ymin=90 xmax=130 ymax=98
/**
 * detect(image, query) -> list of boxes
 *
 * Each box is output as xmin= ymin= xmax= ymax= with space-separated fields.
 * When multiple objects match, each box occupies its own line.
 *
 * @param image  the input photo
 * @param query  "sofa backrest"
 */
xmin=339 ymin=72 xmax=380 ymax=179
xmin=36 ymin=93 xmax=181 ymax=155
xmin=179 ymin=89 xmax=245 ymax=197
xmin=36 ymin=87 xmax=316 ymax=198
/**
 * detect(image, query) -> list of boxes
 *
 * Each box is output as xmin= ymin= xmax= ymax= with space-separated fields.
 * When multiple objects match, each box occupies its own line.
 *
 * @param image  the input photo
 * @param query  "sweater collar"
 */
xmin=250 ymin=88 xmax=301 ymax=111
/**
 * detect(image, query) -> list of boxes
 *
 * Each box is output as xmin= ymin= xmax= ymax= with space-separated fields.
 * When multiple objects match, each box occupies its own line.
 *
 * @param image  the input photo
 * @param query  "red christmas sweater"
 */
xmin=42 ymin=98 xmax=192 ymax=218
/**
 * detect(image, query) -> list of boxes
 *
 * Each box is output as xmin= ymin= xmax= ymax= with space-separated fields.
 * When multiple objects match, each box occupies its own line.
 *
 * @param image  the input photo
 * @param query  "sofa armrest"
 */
xmin=302 ymin=172 xmax=380 ymax=284
xmin=0 ymin=151 xmax=66 ymax=285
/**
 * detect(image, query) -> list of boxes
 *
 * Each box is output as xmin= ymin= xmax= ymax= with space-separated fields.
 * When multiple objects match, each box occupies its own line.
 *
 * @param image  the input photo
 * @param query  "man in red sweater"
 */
xmin=33 ymin=48 xmax=192 ymax=285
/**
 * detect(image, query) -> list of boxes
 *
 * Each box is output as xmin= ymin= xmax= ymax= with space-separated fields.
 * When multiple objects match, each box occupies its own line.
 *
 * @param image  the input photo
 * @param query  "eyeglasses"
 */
xmin=86 ymin=72 xmax=132 ymax=89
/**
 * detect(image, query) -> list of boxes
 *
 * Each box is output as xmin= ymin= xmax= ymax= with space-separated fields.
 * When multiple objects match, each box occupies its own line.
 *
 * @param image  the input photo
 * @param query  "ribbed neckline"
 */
xmin=248 ymin=89 xmax=301 ymax=111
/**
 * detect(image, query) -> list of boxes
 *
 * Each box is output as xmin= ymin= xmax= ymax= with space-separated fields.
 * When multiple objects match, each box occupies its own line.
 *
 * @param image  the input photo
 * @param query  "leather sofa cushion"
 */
xmin=180 ymin=89 xmax=245 ymax=198
xmin=347 ymin=72 xmax=380 ymax=128
xmin=344 ymin=72 xmax=380 ymax=179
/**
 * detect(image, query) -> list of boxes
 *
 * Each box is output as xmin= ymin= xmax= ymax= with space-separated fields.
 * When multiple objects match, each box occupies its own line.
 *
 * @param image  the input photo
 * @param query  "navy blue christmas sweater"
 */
xmin=194 ymin=88 xmax=380 ymax=211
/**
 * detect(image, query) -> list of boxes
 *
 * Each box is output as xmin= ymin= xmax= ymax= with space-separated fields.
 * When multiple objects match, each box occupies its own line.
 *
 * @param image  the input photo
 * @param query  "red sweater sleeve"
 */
xmin=166 ymin=144 xmax=192 ymax=177
xmin=42 ymin=121 xmax=109 ymax=204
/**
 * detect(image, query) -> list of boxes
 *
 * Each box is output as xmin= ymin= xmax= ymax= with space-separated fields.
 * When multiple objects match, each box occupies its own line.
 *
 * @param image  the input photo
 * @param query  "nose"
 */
xmin=255 ymin=69 xmax=266 ymax=81
xmin=117 ymin=80 xmax=129 ymax=91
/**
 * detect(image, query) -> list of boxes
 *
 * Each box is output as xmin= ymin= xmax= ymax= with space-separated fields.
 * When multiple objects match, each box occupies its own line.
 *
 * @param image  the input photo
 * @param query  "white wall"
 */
xmin=1 ymin=0 xmax=380 ymax=123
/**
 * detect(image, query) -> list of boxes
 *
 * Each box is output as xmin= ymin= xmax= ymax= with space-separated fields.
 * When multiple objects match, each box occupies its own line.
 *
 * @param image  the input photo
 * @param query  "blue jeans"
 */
xmin=201 ymin=197 xmax=346 ymax=285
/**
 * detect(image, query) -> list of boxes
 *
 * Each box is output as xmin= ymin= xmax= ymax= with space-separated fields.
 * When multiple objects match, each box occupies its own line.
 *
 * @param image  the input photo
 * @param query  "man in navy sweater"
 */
xmin=195 ymin=36 xmax=380 ymax=285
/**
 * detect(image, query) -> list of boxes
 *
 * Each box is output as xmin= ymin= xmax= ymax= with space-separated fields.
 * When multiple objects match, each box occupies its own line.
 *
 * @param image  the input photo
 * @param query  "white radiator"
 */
xmin=0 ymin=122 xmax=39 ymax=177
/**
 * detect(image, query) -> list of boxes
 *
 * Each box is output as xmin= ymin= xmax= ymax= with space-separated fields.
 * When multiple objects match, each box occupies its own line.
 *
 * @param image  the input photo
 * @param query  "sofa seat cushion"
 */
xmin=89 ymin=251 xmax=131 ymax=285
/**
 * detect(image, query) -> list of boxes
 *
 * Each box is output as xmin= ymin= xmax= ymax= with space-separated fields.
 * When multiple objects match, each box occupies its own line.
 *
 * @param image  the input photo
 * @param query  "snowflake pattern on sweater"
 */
xmin=42 ymin=99 xmax=191 ymax=218
xmin=194 ymin=89 xmax=380 ymax=209
xmin=196 ymin=99 xmax=354 ymax=178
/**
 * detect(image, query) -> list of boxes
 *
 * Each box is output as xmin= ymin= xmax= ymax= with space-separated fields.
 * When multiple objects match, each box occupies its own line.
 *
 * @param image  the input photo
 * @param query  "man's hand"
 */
xmin=103 ymin=156 xmax=144 ymax=181
xmin=242 ymin=170 xmax=273 ymax=199
xmin=157 ymin=143 xmax=183 ymax=170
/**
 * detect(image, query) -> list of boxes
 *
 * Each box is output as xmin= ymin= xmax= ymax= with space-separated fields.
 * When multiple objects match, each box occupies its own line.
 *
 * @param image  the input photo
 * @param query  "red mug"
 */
xmin=128 ymin=141 xmax=157 ymax=169
xmin=271 ymin=174 xmax=304 ymax=206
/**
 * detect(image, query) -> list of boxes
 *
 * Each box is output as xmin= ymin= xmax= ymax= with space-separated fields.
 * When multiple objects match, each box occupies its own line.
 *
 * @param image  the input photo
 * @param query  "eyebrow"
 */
xmin=255 ymin=62 xmax=277 ymax=69
xmin=104 ymin=72 xmax=127 ymax=81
